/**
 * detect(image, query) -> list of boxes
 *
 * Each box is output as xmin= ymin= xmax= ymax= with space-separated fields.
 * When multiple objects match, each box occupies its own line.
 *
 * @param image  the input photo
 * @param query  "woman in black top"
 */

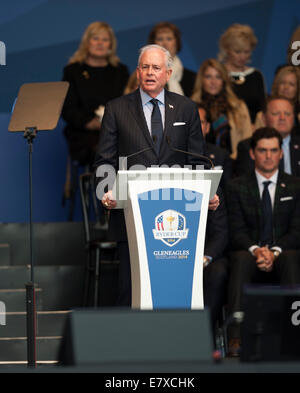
xmin=62 ymin=21 xmax=129 ymax=166
xmin=218 ymin=24 xmax=266 ymax=124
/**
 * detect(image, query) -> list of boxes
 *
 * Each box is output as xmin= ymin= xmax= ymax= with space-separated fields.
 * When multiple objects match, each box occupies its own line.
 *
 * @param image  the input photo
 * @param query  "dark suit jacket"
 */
xmin=225 ymin=170 xmax=300 ymax=251
xmin=94 ymin=88 xmax=205 ymax=240
xmin=235 ymin=133 xmax=300 ymax=177
xmin=204 ymin=142 xmax=233 ymax=189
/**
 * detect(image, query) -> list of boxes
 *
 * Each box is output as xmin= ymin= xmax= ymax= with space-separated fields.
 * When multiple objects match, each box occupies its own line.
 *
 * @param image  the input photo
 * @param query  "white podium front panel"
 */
xmin=125 ymin=179 xmax=211 ymax=310
xmin=112 ymin=169 xmax=222 ymax=208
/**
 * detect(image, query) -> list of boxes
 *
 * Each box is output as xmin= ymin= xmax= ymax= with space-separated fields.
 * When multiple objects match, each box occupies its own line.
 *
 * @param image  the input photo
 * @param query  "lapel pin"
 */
xmin=294 ymin=144 xmax=299 ymax=149
xmin=209 ymin=154 xmax=215 ymax=159
xmin=280 ymin=183 xmax=286 ymax=188
xmin=169 ymin=104 xmax=174 ymax=109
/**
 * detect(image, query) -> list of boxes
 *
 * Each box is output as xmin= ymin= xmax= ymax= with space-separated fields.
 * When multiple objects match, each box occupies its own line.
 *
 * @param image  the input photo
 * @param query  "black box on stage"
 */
xmin=59 ymin=308 xmax=213 ymax=366
xmin=241 ymin=285 xmax=300 ymax=362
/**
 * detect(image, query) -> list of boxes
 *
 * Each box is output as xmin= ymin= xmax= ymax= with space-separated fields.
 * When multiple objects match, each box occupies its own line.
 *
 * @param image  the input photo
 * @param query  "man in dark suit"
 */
xmin=235 ymin=96 xmax=300 ymax=177
xmin=203 ymin=188 xmax=228 ymax=342
xmin=198 ymin=104 xmax=233 ymax=188
xmin=226 ymin=127 xmax=300 ymax=356
xmin=94 ymin=44 xmax=219 ymax=306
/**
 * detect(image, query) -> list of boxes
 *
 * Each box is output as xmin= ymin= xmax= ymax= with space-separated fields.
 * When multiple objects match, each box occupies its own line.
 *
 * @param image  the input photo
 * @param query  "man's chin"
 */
xmin=259 ymin=165 xmax=277 ymax=174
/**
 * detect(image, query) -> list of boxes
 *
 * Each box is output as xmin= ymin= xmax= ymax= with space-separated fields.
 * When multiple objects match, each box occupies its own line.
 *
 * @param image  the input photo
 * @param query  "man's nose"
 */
xmin=266 ymin=150 xmax=272 ymax=159
xmin=279 ymin=112 xmax=286 ymax=120
xmin=146 ymin=66 xmax=154 ymax=74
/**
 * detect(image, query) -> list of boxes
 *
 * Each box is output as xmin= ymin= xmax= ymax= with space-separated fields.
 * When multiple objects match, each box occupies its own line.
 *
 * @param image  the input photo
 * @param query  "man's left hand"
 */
xmin=208 ymin=194 xmax=219 ymax=211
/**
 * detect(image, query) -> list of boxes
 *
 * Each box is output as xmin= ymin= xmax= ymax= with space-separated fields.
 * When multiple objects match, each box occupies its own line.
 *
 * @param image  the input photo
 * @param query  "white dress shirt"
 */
xmin=139 ymin=88 xmax=165 ymax=135
xmin=282 ymin=134 xmax=292 ymax=175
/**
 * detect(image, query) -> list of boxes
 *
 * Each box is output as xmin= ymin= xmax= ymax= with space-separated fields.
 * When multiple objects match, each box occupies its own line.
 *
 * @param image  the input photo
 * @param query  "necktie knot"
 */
xmin=263 ymin=180 xmax=271 ymax=189
xmin=150 ymin=98 xmax=159 ymax=107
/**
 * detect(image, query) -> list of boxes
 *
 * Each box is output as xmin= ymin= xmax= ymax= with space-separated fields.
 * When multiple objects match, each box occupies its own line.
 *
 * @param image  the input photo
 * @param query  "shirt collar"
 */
xmin=255 ymin=169 xmax=279 ymax=186
xmin=139 ymin=88 xmax=165 ymax=106
xmin=282 ymin=134 xmax=291 ymax=146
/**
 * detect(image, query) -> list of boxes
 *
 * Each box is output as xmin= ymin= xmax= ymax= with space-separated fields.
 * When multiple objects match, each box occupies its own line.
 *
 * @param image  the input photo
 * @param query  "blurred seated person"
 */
xmin=191 ymin=58 xmax=252 ymax=160
xmin=226 ymin=127 xmax=300 ymax=356
xmin=62 ymin=21 xmax=129 ymax=168
xmin=147 ymin=21 xmax=196 ymax=97
xmin=203 ymin=189 xmax=229 ymax=343
xmin=236 ymin=96 xmax=300 ymax=177
xmin=218 ymin=24 xmax=266 ymax=124
xmin=255 ymin=66 xmax=300 ymax=129
xmin=198 ymin=104 xmax=233 ymax=188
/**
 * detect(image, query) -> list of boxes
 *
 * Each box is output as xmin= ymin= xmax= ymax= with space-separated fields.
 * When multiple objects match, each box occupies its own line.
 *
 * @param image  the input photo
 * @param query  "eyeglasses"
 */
xmin=139 ymin=64 xmax=162 ymax=73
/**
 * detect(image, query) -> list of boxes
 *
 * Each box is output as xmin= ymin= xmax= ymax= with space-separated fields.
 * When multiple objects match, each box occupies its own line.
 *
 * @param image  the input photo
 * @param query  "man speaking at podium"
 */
xmin=94 ymin=44 xmax=219 ymax=306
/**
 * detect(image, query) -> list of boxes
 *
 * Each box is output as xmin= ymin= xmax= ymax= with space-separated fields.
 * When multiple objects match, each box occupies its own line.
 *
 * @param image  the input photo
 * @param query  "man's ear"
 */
xmin=249 ymin=148 xmax=255 ymax=161
xmin=279 ymin=148 xmax=283 ymax=160
xmin=166 ymin=68 xmax=172 ymax=82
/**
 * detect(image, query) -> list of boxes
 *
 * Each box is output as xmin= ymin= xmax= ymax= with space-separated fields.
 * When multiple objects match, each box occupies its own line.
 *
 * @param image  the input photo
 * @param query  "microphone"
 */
xmin=120 ymin=143 xmax=155 ymax=170
xmin=166 ymin=136 xmax=214 ymax=169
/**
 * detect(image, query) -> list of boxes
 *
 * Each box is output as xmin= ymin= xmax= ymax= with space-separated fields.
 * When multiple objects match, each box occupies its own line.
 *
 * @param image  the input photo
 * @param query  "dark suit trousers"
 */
xmin=116 ymin=241 xmax=131 ymax=307
xmin=203 ymin=257 xmax=228 ymax=331
xmin=227 ymin=250 xmax=300 ymax=338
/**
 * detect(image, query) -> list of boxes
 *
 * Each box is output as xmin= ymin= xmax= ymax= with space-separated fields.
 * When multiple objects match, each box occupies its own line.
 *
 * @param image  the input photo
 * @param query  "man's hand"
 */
xmin=102 ymin=190 xmax=117 ymax=209
xmin=85 ymin=117 xmax=101 ymax=130
xmin=254 ymin=247 xmax=274 ymax=272
xmin=208 ymin=194 xmax=219 ymax=211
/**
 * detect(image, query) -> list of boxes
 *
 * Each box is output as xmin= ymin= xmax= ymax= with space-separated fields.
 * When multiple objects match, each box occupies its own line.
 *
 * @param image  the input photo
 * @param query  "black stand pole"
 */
xmin=24 ymin=127 xmax=37 ymax=368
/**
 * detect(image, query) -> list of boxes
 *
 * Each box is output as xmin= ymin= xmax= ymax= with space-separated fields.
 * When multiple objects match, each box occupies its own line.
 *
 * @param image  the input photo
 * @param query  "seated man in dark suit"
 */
xmin=226 ymin=127 xmax=300 ymax=356
xmin=198 ymin=104 xmax=233 ymax=189
xmin=235 ymin=96 xmax=300 ymax=177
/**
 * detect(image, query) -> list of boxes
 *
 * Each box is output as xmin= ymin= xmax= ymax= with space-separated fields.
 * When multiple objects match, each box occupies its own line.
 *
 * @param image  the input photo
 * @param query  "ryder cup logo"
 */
xmin=153 ymin=210 xmax=189 ymax=247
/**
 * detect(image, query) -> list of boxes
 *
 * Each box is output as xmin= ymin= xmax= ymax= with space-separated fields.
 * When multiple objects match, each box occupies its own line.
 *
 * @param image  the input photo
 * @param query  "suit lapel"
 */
xmin=162 ymin=90 xmax=177 ymax=149
xmin=128 ymin=89 xmax=155 ymax=148
xmin=290 ymin=137 xmax=300 ymax=176
xmin=274 ymin=171 xmax=288 ymax=211
xmin=248 ymin=172 xmax=262 ymax=223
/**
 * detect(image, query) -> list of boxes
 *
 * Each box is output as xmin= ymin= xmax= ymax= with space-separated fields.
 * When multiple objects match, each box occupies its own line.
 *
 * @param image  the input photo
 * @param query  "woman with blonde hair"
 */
xmin=218 ymin=24 xmax=266 ymax=123
xmin=255 ymin=66 xmax=300 ymax=128
xmin=62 ymin=21 xmax=129 ymax=167
xmin=191 ymin=58 xmax=252 ymax=159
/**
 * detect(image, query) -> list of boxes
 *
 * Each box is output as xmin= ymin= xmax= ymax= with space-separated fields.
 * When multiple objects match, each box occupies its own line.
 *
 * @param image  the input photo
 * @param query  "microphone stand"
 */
xmin=24 ymin=127 xmax=37 ymax=368
xmin=166 ymin=136 xmax=214 ymax=169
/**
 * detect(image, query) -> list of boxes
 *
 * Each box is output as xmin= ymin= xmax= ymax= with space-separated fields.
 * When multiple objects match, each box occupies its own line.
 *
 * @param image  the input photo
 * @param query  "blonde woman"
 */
xmin=191 ymin=59 xmax=252 ymax=159
xmin=219 ymin=24 xmax=266 ymax=123
xmin=255 ymin=66 xmax=300 ymax=128
xmin=62 ymin=21 xmax=129 ymax=166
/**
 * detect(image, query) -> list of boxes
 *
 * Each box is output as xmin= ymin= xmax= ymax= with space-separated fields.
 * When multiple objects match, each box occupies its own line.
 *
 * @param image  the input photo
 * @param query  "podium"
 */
xmin=112 ymin=168 xmax=222 ymax=310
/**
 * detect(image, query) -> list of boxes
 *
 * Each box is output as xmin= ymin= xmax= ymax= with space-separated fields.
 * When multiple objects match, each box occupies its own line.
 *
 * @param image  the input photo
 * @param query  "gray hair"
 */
xmin=137 ymin=44 xmax=173 ymax=69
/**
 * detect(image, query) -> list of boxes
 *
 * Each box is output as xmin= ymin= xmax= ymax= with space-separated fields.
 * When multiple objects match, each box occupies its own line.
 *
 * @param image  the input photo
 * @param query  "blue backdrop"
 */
xmin=0 ymin=0 xmax=299 ymax=222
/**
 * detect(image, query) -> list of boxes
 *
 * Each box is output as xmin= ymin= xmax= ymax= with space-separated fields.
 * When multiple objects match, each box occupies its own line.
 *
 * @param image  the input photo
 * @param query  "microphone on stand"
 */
xmin=166 ymin=136 xmax=214 ymax=169
xmin=120 ymin=139 xmax=156 ymax=170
